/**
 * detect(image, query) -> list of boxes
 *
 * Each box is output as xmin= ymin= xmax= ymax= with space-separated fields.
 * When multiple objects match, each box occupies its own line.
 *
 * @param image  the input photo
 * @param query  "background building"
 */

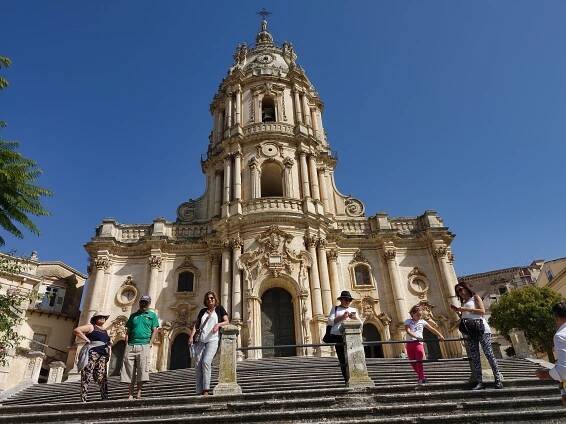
xmin=537 ymin=257 xmax=566 ymax=298
xmin=0 ymin=252 xmax=85 ymax=390
xmin=78 ymin=19 xmax=463 ymax=374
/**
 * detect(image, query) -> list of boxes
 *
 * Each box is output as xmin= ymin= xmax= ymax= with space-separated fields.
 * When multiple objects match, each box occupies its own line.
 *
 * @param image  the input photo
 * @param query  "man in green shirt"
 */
xmin=120 ymin=295 xmax=159 ymax=399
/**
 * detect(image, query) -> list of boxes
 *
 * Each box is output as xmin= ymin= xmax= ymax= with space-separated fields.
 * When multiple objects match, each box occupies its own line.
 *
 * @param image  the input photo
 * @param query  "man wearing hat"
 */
xmin=326 ymin=290 xmax=359 ymax=383
xmin=121 ymin=295 xmax=160 ymax=399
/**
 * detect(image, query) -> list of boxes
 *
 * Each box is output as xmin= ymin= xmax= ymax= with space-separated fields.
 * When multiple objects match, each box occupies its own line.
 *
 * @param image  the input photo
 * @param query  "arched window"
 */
xmin=354 ymin=264 xmax=372 ymax=286
xmin=261 ymin=162 xmax=283 ymax=197
xmin=177 ymin=271 xmax=194 ymax=292
xmin=261 ymin=97 xmax=276 ymax=122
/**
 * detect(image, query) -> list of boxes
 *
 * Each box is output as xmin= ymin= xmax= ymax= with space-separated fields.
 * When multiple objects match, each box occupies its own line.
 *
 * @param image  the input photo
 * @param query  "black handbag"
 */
xmin=459 ymin=318 xmax=485 ymax=339
xmin=323 ymin=306 xmax=337 ymax=343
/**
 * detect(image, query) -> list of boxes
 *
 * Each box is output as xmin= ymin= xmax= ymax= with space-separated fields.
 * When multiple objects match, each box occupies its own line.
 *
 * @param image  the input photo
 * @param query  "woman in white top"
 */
xmin=404 ymin=305 xmax=445 ymax=384
xmin=451 ymin=282 xmax=503 ymax=390
xmin=326 ymin=290 xmax=359 ymax=383
xmin=189 ymin=291 xmax=229 ymax=395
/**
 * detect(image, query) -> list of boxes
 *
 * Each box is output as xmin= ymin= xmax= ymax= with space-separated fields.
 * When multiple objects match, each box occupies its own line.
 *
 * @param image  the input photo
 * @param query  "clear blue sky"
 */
xmin=1 ymin=1 xmax=565 ymax=276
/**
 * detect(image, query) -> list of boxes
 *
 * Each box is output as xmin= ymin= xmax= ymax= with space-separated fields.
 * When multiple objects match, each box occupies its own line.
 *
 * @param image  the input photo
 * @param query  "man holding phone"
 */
xmin=327 ymin=290 xmax=359 ymax=383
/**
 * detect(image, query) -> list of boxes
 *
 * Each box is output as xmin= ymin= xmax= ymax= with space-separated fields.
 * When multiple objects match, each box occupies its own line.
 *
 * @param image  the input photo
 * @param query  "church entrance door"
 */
xmin=362 ymin=323 xmax=384 ymax=358
xmin=423 ymin=327 xmax=443 ymax=360
xmin=261 ymin=288 xmax=295 ymax=357
xmin=108 ymin=340 xmax=125 ymax=376
xmin=170 ymin=333 xmax=191 ymax=370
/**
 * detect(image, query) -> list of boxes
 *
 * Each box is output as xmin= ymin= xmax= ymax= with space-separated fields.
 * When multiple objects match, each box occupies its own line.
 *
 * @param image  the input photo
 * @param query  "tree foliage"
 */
xmin=489 ymin=285 xmax=564 ymax=361
xmin=0 ymin=56 xmax=52 ymax=246
xmin=0 ymin=254 xmax=32 ymax=366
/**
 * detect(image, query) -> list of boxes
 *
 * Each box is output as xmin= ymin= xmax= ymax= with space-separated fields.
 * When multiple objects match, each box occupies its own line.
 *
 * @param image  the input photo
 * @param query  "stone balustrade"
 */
xmin=98 ymin=220 xmax=210 ymax=243
xmin=242 ymin=197 xmax=302 ymax=214
xmin=390 ymin=218 xmax=419 ymax=234
xmin=336 ymin=220 xmax=370 ymax=235
xmin=215 ymin=319 xmax=374 ymax=393
xmin=243 ymin=122 xmax=294 ymax=137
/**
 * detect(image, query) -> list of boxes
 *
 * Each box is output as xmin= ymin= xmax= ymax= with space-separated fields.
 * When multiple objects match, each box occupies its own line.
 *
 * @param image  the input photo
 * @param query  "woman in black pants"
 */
xmin=452 ymin=282 xmax=503 ymax=390
xmin=326 ymin=291 xmax=359 ymax=383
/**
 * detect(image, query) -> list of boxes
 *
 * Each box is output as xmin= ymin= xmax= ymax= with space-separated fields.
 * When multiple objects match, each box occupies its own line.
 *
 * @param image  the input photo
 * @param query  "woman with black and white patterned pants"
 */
xmin=452 ymin=282 xmax=503 ymax=390
xmin=466 ymin=332 xmax=503 ymax=387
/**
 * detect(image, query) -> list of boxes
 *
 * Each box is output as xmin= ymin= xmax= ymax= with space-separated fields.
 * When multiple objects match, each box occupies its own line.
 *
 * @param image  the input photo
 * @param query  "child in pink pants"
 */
xmin=404 ymin=305 xmax=445 ymax=384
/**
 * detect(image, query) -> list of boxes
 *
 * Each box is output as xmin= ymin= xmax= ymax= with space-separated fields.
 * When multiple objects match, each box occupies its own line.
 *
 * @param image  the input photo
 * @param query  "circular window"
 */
xmin=116 ymin=284 xmax=138 ymax=308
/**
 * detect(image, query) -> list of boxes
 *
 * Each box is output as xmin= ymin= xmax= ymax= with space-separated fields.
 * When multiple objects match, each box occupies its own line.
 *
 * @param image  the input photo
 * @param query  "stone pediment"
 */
xmin=237 ymin=226 xmax=312 ymax=290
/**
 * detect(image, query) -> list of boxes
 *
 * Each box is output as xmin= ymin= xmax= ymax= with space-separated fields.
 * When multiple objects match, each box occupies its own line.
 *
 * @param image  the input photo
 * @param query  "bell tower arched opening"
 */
xmin=261 ymin=161 xmax=283 ymax=197
xmin=261 ymin=96 xmax=276 ymax=122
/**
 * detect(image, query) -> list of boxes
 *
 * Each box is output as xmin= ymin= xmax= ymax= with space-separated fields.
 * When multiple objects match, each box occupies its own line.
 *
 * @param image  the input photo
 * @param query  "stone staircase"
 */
xmin=0 ymin=357 xmax=564 ymax=423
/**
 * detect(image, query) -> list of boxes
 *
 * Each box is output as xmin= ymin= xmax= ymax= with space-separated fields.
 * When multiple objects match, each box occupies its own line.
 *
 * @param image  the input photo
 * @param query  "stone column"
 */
xmin=209 ymin=252 xmax=221 ymax=297
xmin=221 ymin=242 xmax=232 ymax=314
xmin=213 ymin=325 xmax=242 ymax=395
xmin=234 ymin=87 xmax=241 ymax=126
xmin=434 ymin=246 xmax=458 ymax=308
xmin=222 ymin=156 xmax=232 ymax=217
xmin=246 ymin=295 xmax=262 ymax=360
xmin=308 ymin=155 xmax=321 ymax=201
xmin=293 ymin=88 xmax=303 ymax=124
xmin=341 ymin=320 xmax=375 ymax=388
xmin=225 ymin=91 xmax=232 ymax=130
xmin=157 ymin=325 xmax=171 ymax=371
xmin=24 ymin=351 xmax=45 ymax=383
xmin=147 ymin=253 xmax=162 ymax=312
xmin=301 ymin=94 xmax=312 ymax=127
xmin=317 ymin=109 xmax=326 ymax=142
xmin=233 ymin=152 xmax=242 ymax=206
xmin=317 ymin=238 xmax=333 ymax=314
xmin=304 ymin=235 xmax=323 ymax=319
xmin=318 ymin=167 xmax=330 ymax=212
xmin=327 ymin=249 xmax=341 ymax=302
xmin=283 ymin=157 xmax=295 ymax=198
xmin=231 ymin=237 xmax=243 ymax=322
xmin=214 ymin=172 xmax=222 ymax=217
xmin=47 ymin=361 xmax=66 ymax=384
xmin=213 ymin=110 xmax=221 ymax=143
xmin=299 ymin=152 xmax=311 ymax=198
xmin=84 ymin=256 xmax=109 ymax=322
xmin=249 ymin=158 xmax=260 ymax=199
xmin=383 ymin=246 xmax=407 ymax=324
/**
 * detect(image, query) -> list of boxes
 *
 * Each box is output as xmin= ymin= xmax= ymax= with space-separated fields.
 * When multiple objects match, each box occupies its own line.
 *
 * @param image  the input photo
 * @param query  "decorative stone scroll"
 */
xmin=344 ymin=197 xmax=365 ymax=217
xmin=352 ymin=295 xmax=379 ymax=321
xmin=177 ymin=201 xmax=197 ymax=222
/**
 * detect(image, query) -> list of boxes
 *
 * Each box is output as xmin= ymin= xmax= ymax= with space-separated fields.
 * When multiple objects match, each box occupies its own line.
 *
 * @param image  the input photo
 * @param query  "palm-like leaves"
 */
xmin=0 ymin=56 xmax=51 ymax=246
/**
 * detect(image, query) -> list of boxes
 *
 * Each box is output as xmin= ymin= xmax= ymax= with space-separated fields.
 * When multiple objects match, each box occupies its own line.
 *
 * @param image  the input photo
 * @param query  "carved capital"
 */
xmin=304 ymin=234 xmax=317 ymax=249
xmin=209 ymin=252 xmax=221 ymax=264
xmin=94 ymin=257 xmax=110 ymax=270
xmin=327 ymin=249 xmax=338 ymax=262
xmin=222 ymin=240 xmax=232 ymax=250
xmin=283 ymin=157 xmax=295 ymax=168
xmin=248 ymin=157 xmax=259 ymax=170
xmin=448 ymin=252 xmax=455 ymax=263
xmin=316 ymin=237 xmax=327 ymax=249
xmin=383 ymin=248 xmax=396 ymax=261
xmin=434 ymin=246 xmax=448 ymax=258
xmin=231 ymin=235 xmax=244 ymax=250
xmin=148 ymin=255 xmax=162 ymax=269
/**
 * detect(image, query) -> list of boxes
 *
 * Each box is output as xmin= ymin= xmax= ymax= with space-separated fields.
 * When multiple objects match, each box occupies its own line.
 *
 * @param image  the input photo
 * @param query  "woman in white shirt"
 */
xmin=189 ymin=291 xmax=229 ymax=396
xmin=452 ymin=282 xmax=503 ymax=390
xmin=404 ymin=304 xmax=445 ymax=384
xmin=326 ymin=290 xmax=359 ymax=383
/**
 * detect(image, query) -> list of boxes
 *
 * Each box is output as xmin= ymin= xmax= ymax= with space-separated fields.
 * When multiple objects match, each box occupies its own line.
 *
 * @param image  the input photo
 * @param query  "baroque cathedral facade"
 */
xmin=78 ymin=20 xmax=462 ymax=373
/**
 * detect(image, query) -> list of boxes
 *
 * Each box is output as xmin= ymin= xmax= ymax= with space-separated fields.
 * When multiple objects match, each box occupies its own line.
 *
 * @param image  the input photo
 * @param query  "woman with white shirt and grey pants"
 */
xmin=326 ymin=290 xmax=359 ymax=383
xmin=452 ymin=282 xmax=503 ymax=390
xmin=189 ymin=291 xmax=229 ymax=396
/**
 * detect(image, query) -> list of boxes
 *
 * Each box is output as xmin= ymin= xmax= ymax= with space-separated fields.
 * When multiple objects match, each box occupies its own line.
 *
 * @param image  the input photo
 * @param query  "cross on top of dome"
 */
xmin=256 ymin=8 xmax=274 ymax=47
